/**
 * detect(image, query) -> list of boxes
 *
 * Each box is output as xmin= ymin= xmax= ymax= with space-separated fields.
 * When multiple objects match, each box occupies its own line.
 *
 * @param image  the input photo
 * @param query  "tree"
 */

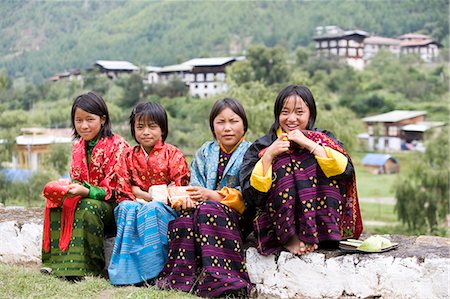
xmin=118 ymin=73 xmax=144 ymax=108
xmin=246 ymin=45 xmax=289 ymax=85
xmin=395 ymin=128 xmax=449 ymax=235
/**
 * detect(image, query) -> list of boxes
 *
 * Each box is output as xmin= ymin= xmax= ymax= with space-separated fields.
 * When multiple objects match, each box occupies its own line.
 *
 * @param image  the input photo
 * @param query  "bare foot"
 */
xmin=305 ymin=243 xmax=319 ymax=253
xmin=284 ymin=236 xmax=308 ymax=255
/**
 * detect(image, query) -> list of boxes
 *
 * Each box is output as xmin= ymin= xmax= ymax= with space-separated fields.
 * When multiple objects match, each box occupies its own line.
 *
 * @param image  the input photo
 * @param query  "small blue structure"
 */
xmin=362 ymin=153 xmax=399 ymax=174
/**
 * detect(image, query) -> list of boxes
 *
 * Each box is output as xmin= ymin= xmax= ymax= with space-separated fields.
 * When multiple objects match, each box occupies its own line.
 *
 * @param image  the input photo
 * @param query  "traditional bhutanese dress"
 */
xmin=240 ymin=129 xmax=363 ymax=256
xmin=108 ymin=139 xmax=190 ymax=285
xmin=42 ymin=134 xmax=129 ymax=277
xmin=157 ymin=139 xmax=252 ymax=298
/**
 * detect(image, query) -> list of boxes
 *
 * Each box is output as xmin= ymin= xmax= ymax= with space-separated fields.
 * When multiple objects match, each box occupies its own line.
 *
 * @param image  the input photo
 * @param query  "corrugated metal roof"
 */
xmin=16 ymin=135 xmax=72 ymax=145
xmin=363 ymin=110 xmax=426 ymax=123
xmin=95 ymin=60 xmax=139 ymax=71
xmin=182 ymin=57 xmax=236 ymax=67
xmin=402 ymin=121 xmax=446 ymax=132
xmin=401 ymin=39 xmax=437 ymax=47
xmin=362 ymin=154 xmax=397 ymax=166
xmin=158 ymin=64 xmax=193 ymax=72
xmin=364 ymin=36 xmax=400 ymax=45
xmin=146 ymin=66 xmax=162 ymax=72
xmin=398 ymin=33 xmax=431 ymax=40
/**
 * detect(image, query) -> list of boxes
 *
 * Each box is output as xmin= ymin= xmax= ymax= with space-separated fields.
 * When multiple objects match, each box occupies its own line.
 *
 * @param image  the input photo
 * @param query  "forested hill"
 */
xmin=0 ymin=0 xmax=448 ymax=82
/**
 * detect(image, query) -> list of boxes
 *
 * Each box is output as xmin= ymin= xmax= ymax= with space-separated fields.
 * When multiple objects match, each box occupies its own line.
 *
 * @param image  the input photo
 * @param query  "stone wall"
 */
xmin=1 ymin=214 xmax=449 ymax=299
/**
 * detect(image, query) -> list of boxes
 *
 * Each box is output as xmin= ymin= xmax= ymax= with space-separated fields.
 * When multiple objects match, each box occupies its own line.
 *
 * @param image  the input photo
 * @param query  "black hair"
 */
xmin=71 ymin=91 xmax=112 ymax=139
xmin=269 ymin=85 xmax=317 ymax=134
xmin=129 ymin=102 xmax=168 ymax=143
xmin=209 ymin=97 xmax=248 ymax=139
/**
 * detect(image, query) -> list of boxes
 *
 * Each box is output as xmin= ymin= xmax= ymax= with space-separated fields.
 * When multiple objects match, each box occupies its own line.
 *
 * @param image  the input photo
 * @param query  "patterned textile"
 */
xmin=108 ymin=140 xmax=190 ymax=285
xmin=115 ymin=140 xmax=190 ymax=203
xmin=71 ymin=134 xmax=129 ymax=201
xmin=190 ymin=140 xmax=251 ymax=190
xmin=249 ymin=130 xmax=362 ymax=255
xmin=157 ymin=140 xmax=252 ymax=297
xmin=42 ymin=134 xmax=129 ymax=277
xmin=241 ymin=131 xmax=362 ymax=255
xmin=108 ymin=201 xmax=177 ymax=285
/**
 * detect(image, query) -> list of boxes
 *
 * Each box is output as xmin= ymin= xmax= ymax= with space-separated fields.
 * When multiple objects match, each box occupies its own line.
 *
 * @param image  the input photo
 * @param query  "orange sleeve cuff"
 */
xmin=217 ymin=186 xmax=245 ymax=215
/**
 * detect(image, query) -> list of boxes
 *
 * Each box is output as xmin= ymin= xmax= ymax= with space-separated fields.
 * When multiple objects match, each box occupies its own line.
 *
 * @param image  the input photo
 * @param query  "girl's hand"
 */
xmin=171 ymin=197 xmax=197 ymax=211
xmin=132 ymin=185 xmax=152 ymax=202
xmin=186 ymin=186 xmax=209 ymax=202
xmin=186 ymin=186 xmax=224 ymax=202
xmin=67 ymin=183 xmax=89 ymax=198
xmin=264 ymin=133 xmax=291 ymax=160
xmin=287 ymin=129 xmax=309 ymax=148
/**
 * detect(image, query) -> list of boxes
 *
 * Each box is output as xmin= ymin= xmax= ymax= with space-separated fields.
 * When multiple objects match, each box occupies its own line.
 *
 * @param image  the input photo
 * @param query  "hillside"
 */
xmin=0 ymin=0 xmax=448 ymax=82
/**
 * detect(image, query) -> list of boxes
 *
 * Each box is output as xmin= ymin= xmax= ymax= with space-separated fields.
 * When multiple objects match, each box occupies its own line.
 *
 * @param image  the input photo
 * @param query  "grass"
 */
xmin=0 ymin=264 xmax=199 ymax=299
xmin=351 ymin=151 xmax=416 ymax=199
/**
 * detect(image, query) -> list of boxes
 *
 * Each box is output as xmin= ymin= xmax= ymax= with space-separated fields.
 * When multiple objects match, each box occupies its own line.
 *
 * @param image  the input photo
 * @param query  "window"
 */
xmin=216 ymin=73 xmax=225 ymax=81
xmin=348 ymin=48 xmax=356 ymax=56
xmin=196 ymin=73 xmax=204 ymax=82
xmin=368 ymin=126 xmax=373 ymax=135
xmin=388 ymin=126 xmax=398 ymax=136
xmin=330 ymin=40 xmax=336 ymax=47
xmin=206 ymin=73 xmax=214 ymax=81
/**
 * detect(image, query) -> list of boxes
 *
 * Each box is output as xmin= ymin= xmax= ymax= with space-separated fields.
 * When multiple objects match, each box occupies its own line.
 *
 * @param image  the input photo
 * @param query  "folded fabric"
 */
xmin=43 ymin=180 xmax=71 ymax=208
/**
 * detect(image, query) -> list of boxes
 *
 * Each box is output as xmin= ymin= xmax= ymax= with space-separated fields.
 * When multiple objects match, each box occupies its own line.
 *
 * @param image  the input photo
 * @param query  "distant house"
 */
xmin=398 ymin=33 xmax=441 ymax=62
xmin=361 ymin=110 xmax=446 ymax=152
xmin=313 ymin=25 xmax=369 ymax=70
xmin=14 ymin=128 xmax=72 ymax=171
xmin=146 ymin=56 xmax=244 ymax=98
xmin=314 ymin=26 xmax=441 ymax=68
xmin=48 ymin=69 xmax=82 ymax=82
xmin=362 ymin=110 xmax=426 ymax=152
xmin=362 ymin=153 xmax=399 ymax=174
xmin=94 ymin=60 xmax=139 ymax=79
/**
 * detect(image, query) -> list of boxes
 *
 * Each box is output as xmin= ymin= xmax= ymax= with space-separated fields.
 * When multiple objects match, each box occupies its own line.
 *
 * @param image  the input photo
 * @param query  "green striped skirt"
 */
xmin=41 ymin=198 xmax=115 ymax=277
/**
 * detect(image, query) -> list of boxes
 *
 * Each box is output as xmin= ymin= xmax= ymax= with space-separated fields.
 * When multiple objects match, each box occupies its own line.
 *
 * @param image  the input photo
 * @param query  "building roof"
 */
xmin=158 ymin=64 xmax=193 ymax=73
xmin=16 ymin=135 xmax=72 ymax=145
xmin=146 ymin=66 xmax=162 ymax=72
xmin=182 ymin=57 xmax=237 ymax=67
xmin=313 ymin=25 xmax=369 ymax=40
xmin=362 ymin=153 xmax=397 ymax=166
xmin=362 ymin=110 xmax=426 ymax=123
xmin=16 ymin=128 xmax=72 ymax=145
xmin=364 ymin=36 xmax=400 ymax=45
xmin=402 ymin=121 xmax=447 ymax=132
xmin=95 ymin=60 xmax=139 ymax=71
xmin=398 ymin=33 xmax=431 ymax=40
xmin=400 ymin=39 xmax=438 ymax=47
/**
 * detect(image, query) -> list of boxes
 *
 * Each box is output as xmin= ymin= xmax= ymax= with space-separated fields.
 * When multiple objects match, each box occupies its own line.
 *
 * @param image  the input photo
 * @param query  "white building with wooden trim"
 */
xmin=314 ymin=26 xmax=441 ymax=68
xmin=313 ymin=26 xmax=369 ymax=70
xmin=398 ymin=33 xmax=440 ymax=62
xmin=146 ymin=56 xmax=244 ymax=98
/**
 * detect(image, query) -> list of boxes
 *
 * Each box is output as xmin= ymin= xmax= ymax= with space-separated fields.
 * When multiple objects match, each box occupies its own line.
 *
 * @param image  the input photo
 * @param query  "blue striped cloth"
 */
xmin=108 ymin=200 xmax=177 ymax=285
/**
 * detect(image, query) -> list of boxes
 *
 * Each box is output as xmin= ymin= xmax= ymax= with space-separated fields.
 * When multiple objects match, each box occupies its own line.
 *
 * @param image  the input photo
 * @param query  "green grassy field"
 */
xmin=0 ymin=264 xmax=199 ymax=299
